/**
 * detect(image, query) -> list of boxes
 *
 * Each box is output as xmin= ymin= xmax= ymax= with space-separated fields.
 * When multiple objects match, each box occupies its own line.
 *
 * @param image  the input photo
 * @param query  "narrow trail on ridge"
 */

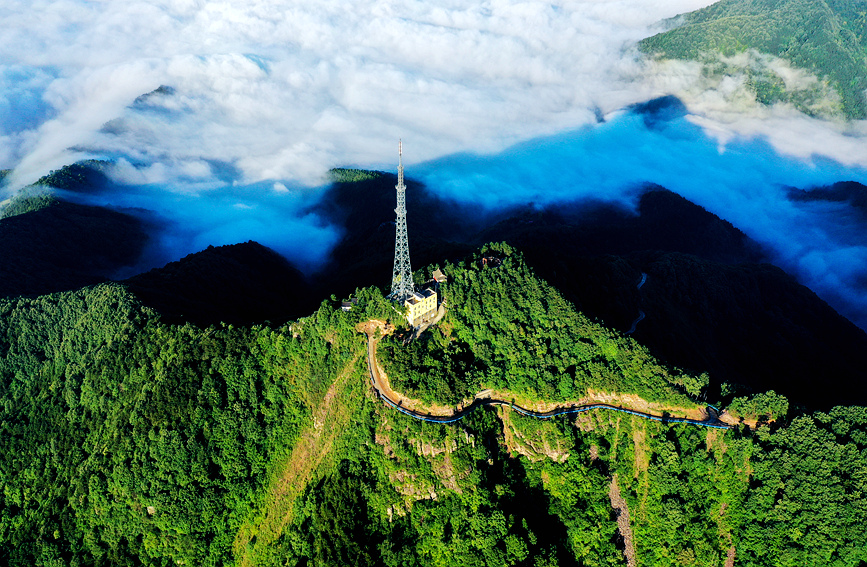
xmin=361 ymin=321 xmax=731 ymax=429
xmin=233 ymin=352 xmax=363 ymax=567
xmin=234 ymin=318 xmax=735 ymax=564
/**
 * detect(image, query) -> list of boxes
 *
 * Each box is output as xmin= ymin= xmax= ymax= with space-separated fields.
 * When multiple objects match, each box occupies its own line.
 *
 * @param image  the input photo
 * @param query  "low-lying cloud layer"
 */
xmin=2 ymin=0 xmax=867 ymax=328
xmin=417 ymin=105 xmax=867 ymax=329
xmin=1 ymin=0 xmax=723 ymax=188
xmin=60 ymin=180 xmax=342 ymax=275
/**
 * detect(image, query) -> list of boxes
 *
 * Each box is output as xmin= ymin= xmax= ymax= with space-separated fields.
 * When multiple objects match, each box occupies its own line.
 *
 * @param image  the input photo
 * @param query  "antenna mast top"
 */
xmin=397 ymin=139 xmax=404 ymax=188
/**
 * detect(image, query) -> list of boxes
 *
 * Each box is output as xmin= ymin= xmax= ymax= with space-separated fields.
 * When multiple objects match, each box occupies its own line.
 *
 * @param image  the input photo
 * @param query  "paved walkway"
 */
xmin=362 ymin=323 xmax=730 ymax=429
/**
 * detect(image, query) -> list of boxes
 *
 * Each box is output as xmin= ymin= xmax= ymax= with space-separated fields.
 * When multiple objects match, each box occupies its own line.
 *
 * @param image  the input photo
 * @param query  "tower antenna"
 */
xmin=389 ymin=139 xmax=414 ymax=301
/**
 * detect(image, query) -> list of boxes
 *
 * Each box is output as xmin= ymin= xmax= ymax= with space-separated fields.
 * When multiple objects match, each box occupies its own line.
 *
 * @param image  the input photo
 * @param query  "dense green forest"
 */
xmin=0 ymin=282 xmax=392 ymax=565
xmin=32 ymin=160 xmax=113 ymax=194
xmin=1 ymin=245 xmax=866 ymax=565
xmin=0 ymin=187 xmax=59 ymax=220
xmin=380 ymin=244 xmax=705 ymax=407
xmin=329 ymin=168 xmax=385 ymax=183
xmin=640 ymin=0 xmax=867 ymax=118
xmin=1 ymin=159 xmax=112 ymax=221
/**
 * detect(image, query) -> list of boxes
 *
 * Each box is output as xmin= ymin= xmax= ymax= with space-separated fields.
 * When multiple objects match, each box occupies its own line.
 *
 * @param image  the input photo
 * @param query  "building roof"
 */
xmin=405 ymin=288 xmax=436 ymax=306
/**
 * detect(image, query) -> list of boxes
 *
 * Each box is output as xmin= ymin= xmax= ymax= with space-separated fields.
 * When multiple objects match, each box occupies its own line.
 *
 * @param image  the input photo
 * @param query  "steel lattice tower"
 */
xmin=389 ymin=140 xmax=414 ymax=302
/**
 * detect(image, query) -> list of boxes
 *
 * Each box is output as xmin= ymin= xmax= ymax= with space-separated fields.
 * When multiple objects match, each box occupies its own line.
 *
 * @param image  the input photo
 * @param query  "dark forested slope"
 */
xmin=788 ymin=180 xmax=867 ymax=221
xmin=310 ymin=170 xmax=474 ymax=295
xmin=124 ymin=241 xmax=317 ymax=326
xmin=472 ymin=191 xmax=867 ymax=408
xmin=0 ymin=198 xmax=146 ymax=298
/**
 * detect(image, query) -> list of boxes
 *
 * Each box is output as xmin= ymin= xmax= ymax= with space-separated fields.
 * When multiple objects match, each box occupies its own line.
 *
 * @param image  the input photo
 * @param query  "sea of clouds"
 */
xmin=1 ymin=0 xmax=727 ymax=187
xmin=417 ymin=107 xmax=867 ymax=328
xmin=2 ymin=0 xmax=867 ymax=326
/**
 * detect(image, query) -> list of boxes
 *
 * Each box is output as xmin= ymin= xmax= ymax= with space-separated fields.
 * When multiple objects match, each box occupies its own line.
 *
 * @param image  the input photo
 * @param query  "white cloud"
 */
xmin=3 ymin=0 xmax=867 ymax=328
xmin=0 ymin=0 xmax=723 ymax=188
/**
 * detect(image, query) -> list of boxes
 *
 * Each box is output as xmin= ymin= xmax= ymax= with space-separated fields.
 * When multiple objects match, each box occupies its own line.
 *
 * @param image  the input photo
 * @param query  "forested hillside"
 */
xmin=639 ymin=0 xmax=867 ymax=118
xmin=0 ymin=163 xmax=146 ymax=298
xmin=1 ymin=246 xmax=866 ymax=566
xmin=0 ymin=199 xmax=146 ymax=298
xmin=0 ymin=282 xmax=391 ymax=565
xmin=6 ymin=148 xmax=866 ymax=412
xmin=320 ymin=171 xmax=867 ymax=409
xmin=123 ymin=241 xmax=318 ymax=326
xmin=381 ymin=244 xmax=705 ymax=407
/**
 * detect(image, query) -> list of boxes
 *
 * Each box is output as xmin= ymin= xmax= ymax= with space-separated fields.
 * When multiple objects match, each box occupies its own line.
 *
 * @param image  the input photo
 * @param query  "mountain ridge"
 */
xmin=0 ymin=246 xmax=863 ymax=566
xmin=640 ymin=0 xmax=867 ymax=118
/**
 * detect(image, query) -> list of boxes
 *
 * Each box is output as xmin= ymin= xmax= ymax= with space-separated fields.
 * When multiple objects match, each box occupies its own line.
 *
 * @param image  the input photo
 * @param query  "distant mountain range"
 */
xmin=640 ymin=0 xmax=867 ymax=118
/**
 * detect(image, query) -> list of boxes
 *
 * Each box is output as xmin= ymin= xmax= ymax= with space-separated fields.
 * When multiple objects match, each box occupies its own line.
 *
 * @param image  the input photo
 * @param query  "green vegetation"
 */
xmin=34 ymin=160 xmax=111 ymax=192
xmin=275 ymin=406 xmax=597 ymax=566
xmin=1 ymin=243 xmax=866 ymax=566
xmin=381 ymin=244 xmax=701 ymax=407
xmin=592 ymin=406 xmax=867 ymax=566
xmin=0 ymin=160 xmax=111 ymax=220
xmin=0 ymin=187 xmax=59 ymax=219
xmin=640 ymin=0 xmax=867 ymax=118
xmin=283 ymin=388 xmax=867 ymax=567
xmin=329 ymin=168 xmax=385 ymax=183
xmin=0 ymin=160 xmax=110 ymax=220
xmin=0 ymin=283 xmax=393 ymax=565
xmin=727 ymin=390 xmax=790 ymax=422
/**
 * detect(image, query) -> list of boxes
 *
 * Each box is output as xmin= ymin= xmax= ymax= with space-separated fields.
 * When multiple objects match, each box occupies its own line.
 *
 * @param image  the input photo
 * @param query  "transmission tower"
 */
xmin=389 ymin=139 xmax=414 ymax=302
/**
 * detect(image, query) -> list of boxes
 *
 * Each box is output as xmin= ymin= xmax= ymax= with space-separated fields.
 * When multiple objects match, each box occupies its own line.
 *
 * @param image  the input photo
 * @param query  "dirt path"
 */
xmin=725 ymin=546 xmax=736 ymax=567
xmin=361 ymin=321 xmax=728 ymax=429
xmin=233 ymin=352 xmax=362 ymax=567
xmin=364 ymin=325 xmax=459 ymax=416
xmin=609 ymin=475 xmax=637 ymax=567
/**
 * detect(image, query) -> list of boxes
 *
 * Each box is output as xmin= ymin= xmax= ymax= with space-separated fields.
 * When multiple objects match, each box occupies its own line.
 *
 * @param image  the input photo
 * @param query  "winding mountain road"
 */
xmin=625 ymin=310 xmax=645 ymax=335
xmin=625 ymin=272 xmax=648 ymax=335
xmin=362 ymin=323 xmax=730 ymax=429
